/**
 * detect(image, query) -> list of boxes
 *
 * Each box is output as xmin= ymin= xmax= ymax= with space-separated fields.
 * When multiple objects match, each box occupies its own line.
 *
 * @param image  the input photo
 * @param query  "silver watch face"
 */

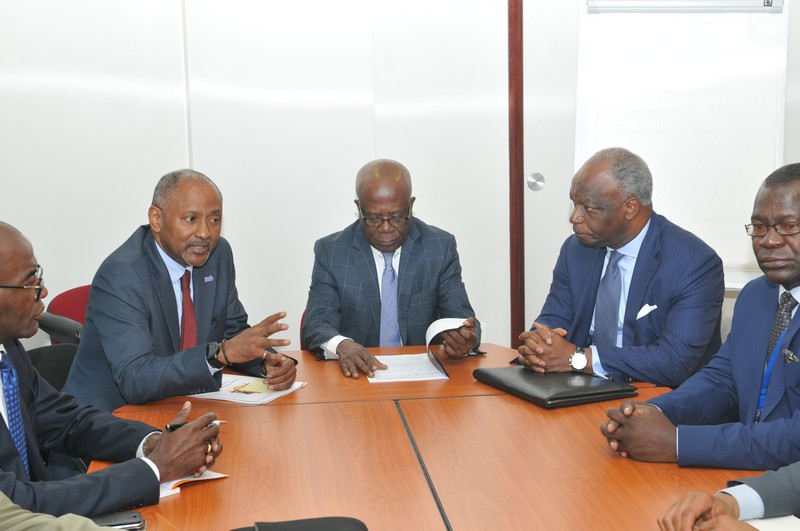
xmin=571 ymin=351 xmax=587 ymax=370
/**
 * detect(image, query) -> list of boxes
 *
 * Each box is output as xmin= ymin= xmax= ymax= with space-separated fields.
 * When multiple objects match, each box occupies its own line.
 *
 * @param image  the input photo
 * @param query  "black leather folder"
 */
xmin=473 ymin=366 xmax=638 ymax=409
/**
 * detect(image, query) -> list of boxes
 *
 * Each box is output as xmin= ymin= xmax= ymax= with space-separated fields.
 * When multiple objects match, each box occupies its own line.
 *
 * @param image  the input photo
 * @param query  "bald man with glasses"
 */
xmin=301 ymin=159 xmax=481 ymax=379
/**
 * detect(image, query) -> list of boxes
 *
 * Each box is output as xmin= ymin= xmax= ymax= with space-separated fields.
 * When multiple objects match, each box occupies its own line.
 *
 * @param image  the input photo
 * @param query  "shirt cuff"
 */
xmin=322 ymin=335 xmax=351 ymax=360
xmin=590 ymin=344 xmax=609 ymax=378
xmin=719 ymin=485 xmax=764 ymax=521
xmin=136 ymin=431 xmax=162 ymax=482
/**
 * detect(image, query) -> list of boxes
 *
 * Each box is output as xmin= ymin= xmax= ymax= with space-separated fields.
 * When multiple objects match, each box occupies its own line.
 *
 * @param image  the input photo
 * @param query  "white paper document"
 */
xmin=191 ymin=374 xmax=306 ymax=404
xmin=368 ymin=317 xmax=469 ymax=383
xmin=369 ymin=353 xmax=449 ymax=383
xmin=159 ymin=470 xmax=228 ymax=498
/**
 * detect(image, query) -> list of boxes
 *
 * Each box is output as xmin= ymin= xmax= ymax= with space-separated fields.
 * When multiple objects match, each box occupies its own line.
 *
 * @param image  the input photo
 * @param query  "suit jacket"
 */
xmin=536 ymin=213 xmax=724 ymax=387
xmin=0 ymin=491 xmax=106 ymax=530
xmin=64 ymin=225 xmax=259 ymax=411
xmin=302 ymin=218 xmax=480 ymax=355
xmin=729 ymin=460 xmax=800 ymax=518
xmin=651 ymin=277 xmax=800 ymax=470
xmin=0 ymin=341 xmax=158 ymax=517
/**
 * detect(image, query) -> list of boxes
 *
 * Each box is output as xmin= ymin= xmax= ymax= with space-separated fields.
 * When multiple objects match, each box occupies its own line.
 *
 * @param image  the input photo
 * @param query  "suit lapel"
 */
xmin=352 ymin=227 xmax=382 ymax=339
xmin=194 ymin=261 xmax=218 ymax=344
xmin=623 ymin=217 xmax=661 ymax=345
xmin=762 ymin=303 xmax=800 ymax=419
xmin=397 ymin=221 xmax=421 ymax=344
xmin=573 ymin=248 xmax=605 ymax=346
xmin=144 ymin=234 xmax=181 ymax=351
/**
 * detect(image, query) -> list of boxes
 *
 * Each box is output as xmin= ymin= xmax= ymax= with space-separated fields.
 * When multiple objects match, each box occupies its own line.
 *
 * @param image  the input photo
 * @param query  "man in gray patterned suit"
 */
xmin=658 ymin=460 xmax=800 ymax=529
xmin=302 ymin=159 xmax=480 ymax=379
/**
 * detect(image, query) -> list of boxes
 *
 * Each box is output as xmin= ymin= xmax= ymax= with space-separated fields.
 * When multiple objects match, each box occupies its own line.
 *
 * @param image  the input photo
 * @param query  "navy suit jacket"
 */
xmin=302 ymin=218 xmax=480 ymax=355
xmin=536 ymin=213 xmax=724 ymax=387
xmin=64 ymin=225 xmax=259 ymax=411
xmin=651 ymin=277 xmax=800 ymax=470
xmin=0 ymin=341 xmax=158 ymax=516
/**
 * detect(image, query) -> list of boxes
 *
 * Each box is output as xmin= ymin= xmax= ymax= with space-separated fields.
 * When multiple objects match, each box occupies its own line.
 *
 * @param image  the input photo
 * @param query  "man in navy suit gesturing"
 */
xmin=517 ymin=147 xmax=724 ymax=388
xmin=302 ymin=159 xmax=480 ymax=379
xmin=65 ymin=169 xmax=296 ymax=411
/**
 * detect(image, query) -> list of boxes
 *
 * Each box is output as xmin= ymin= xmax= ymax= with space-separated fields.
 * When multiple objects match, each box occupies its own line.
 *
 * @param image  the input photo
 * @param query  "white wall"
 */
xmin=1 ymin=0 xmax=509 ymax=349
xmin=3 ymin=2 xmax=800 ymax=351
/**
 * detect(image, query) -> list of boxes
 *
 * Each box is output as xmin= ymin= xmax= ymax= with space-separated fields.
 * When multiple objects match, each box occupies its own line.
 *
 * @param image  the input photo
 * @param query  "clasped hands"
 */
xmin=335 ymin=318 xmax=479 ymax=379
xmin=220 ymin=311 xmax=297 ymax=390
xmin=600 ymin=400 xmax=677 ymax=463
xmin=658 ymin=490 xmax=754 ymax=531
xmin=517 ymin=322 xmax=576 ymax=373
xmin=145 ymin=401 xmax=223 ymax=482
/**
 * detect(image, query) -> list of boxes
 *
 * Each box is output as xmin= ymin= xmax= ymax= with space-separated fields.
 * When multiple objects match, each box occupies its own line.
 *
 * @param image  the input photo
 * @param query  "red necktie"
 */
xmin=180 ymin=270 xmax=197 ymax=350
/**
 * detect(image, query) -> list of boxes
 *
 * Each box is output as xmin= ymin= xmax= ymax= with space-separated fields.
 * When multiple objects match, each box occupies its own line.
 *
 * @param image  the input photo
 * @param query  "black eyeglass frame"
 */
xmin=358 ymin=206 xmax=413 ymax=228
xmin=744 ymin=223 xmax=800 ymax=237
xmin=0 ymin=265 xmax=45 ymax=301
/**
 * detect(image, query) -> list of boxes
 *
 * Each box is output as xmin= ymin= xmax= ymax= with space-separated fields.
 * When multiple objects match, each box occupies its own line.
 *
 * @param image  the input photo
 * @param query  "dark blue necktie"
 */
xmin=380 ymin=252 xmax=401 ymax=346
xmin=594 ymin=250 xmax=623 ymax=347
xmin=1 ymin=355 xmax=30 ymax=478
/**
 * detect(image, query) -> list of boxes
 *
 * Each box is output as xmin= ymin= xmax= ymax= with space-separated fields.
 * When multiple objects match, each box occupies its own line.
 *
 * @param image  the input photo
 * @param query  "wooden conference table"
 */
xmin=96 ymin=344 xmax=759 ymax=530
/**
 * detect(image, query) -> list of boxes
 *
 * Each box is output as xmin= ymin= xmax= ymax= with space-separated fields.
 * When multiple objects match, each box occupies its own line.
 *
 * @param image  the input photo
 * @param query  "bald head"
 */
xmin=0 ymin=222 xmax=30 ymax=266
xmin=0 ymin=221 xmax=46 ymax=343
xmin=355 ymin=159 xmax=412 ymax=203
xmin=354 ymin=159 xmax=416 ymax=253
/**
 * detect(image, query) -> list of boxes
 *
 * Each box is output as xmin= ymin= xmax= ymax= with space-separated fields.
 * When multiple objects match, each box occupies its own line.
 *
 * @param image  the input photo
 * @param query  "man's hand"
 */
xmin=600 ymin=400 xmax=677 ymax=462
xmin=336 ymin=340 xmax=387 ymax=379
xmin=224 ymin=312 xmax=291 ymax=363
xmin=658 ymin=491 xmax=740 ymax=531
xmin=441 ymin=317 xmax=478 ymax=359
xmin=146 ymin=402 xmax=222 ymax=481
xmin=517 ymin=322 xmax=573 ymax=373
xmin=695 ymin=515 xmax=756 ymax=530
xmin=262 ymin=351 xmax=297 ymax=390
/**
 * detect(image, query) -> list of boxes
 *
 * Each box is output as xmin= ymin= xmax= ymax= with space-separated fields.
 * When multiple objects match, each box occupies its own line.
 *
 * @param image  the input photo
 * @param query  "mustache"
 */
xmin=186 ymin=238 xmax=212 ymax=249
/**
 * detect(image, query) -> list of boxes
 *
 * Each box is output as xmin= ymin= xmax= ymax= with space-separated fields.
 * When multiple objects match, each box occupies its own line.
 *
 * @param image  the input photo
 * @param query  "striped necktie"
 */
xmin=594 ymin=250 xmax=623 ymax=347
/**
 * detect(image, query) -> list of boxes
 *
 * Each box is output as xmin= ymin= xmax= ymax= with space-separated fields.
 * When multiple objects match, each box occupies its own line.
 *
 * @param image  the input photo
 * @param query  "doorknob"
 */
xmin=526 ymin=172 xmax=545 ymax=191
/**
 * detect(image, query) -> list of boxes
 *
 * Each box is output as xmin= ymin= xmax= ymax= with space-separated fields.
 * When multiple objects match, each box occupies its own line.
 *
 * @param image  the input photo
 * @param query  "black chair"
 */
xmin=38 ymin=311 xmax=83 ymax=345
xmin=25 ymin=343 xmax=78 ymax=391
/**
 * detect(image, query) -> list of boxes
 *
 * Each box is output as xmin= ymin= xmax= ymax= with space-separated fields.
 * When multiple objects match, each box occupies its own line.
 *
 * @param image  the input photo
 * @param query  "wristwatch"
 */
xmin=569 ymin=347 xmax=588 ymax=373
xmin=206 ymin=342 xmax=226 ymax=369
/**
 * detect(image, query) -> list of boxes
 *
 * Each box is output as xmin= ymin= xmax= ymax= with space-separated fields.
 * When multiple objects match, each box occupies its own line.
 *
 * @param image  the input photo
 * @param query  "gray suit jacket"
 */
xmin=1 ymin=341 xmax=158 ymax=517
xmin=302 ymin=218 xmax=480 ymax=356
xmin=64 ymin=225 xmax=259 ymax=411
xmin=731 ymin=461 xmax=800 ymax=518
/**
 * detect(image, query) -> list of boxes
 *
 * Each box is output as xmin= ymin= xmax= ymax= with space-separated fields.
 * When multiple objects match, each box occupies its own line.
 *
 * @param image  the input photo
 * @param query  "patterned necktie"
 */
xmin=180 ymin=270 xmax=197 ymax=350
xmin=594 ymin=250 xmax=623 ymax=347
xmin=766 ymin=291 xmax=798 ymax=360
xmin=380 ymin=252 xmax=401 ymax=346
xmin=1 ymin=355 xmax=30 ymax=479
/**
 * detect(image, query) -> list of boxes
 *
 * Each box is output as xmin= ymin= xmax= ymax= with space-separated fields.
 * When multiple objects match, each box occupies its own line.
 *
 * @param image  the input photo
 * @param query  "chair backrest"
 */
xmin=25 ymin=343 xmax=78 ymax=391
xmin=47 ymin=285 xmax=91 ymax=324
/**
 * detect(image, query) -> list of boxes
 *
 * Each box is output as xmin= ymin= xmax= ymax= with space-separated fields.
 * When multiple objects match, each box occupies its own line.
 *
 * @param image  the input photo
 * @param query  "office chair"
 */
xmin=42 ymin=285 xmax=90 ymax=344
xmin=25 ymin=343 xmax=78 ymax=391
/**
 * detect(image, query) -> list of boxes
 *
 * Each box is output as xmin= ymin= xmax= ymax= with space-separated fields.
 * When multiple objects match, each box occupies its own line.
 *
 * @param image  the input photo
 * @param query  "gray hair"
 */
xmin=151 ymin=169 xmax=220 ymax=210
xmin=592 ymin=147 xmax=653 ymax=206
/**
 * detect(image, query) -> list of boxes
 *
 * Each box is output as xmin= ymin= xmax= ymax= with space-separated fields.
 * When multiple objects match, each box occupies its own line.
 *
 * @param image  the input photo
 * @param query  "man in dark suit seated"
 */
xmin=517 ymin=147 xmax=724 ymax=387
xmin=64 ymin=169 xmax=297 ymax=411
xmin=0 ymin=221 xmax=220 ymax=517
xmin=302 ymin=159 xmax=480 ymax=379
xmin=601 ymin=163 xmax=800 ymax=471
xmin=658 ymin=460 xmax=800 ymax=529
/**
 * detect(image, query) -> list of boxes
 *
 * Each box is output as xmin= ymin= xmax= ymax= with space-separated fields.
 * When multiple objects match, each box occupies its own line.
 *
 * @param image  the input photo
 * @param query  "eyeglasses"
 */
xmin=359 ymin=207 xmax=412 ymax=228
xmin=0 ymin=265 xmax=45 ymax=301
xmin=744 ymin=223 xmax=800 ymax=237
